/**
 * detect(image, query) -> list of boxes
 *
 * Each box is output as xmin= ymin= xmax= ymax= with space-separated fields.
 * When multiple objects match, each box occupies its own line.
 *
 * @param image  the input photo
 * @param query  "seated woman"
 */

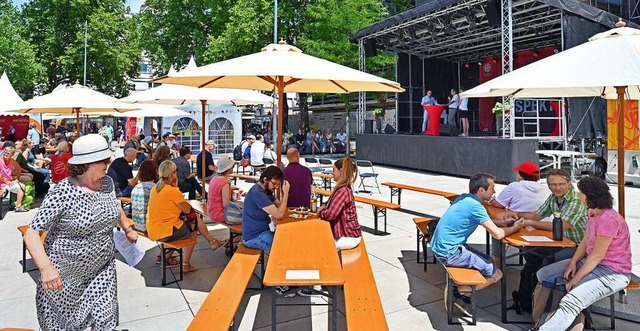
xmin=23 ymin=139 xmax=51 ymax=183
xmin=263 ymin=142 xmax=277 ymax=164
xmin=0 ymin=146 xmax=28 ymax=212
xmin=131 ymin=160 xmax=158 ymax=232
xmin=317 ymin=157 xmax=362 ymax=250
xmin=50 ymin=141 xmax=72 ymax=184
xmin=146 ymin=160 xmax=228 ymax=271
xmin=152 ymin=145 xmax=171 ymax=169
xmin=535 ymin=176 xmax=631 ymax=331
xmin=207 ymin=157 xmax=242 ymax=223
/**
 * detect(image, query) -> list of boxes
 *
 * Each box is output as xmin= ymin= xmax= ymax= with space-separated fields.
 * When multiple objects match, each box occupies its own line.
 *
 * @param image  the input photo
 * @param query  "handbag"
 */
xmin=240 ymin=158 xmax=250 ymax=167
xmin=223 ymin=201 xmax=243 ymax=225
xmin=180 ymin=209 xmax=199 ymax=231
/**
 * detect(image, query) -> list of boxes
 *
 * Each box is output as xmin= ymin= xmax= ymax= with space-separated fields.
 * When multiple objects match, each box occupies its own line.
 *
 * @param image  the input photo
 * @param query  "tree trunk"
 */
xmin=299 ymin=92 xmax=310 ymax=132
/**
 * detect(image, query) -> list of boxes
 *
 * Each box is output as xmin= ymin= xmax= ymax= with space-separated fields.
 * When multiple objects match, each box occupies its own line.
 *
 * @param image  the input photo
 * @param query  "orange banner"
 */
xmin=607 ymin=99 xmax=639 ymax=151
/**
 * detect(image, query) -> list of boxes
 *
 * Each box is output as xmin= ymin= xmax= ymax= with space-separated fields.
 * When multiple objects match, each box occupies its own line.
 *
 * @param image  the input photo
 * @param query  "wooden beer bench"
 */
xmin=187 ymin=244 xmax=262 ymax=331
xmin=341 ymin=240 xmax=388 ymax=331
xmin=312 ymin=187 xmax=400 ymax=235
xmin=443 ymin=266 xmax=487 ymax=325
xmin=381 ymin=182 xmax=459 ymax=205
xmin=229 ymin=173 xmax=258 ymax=186
xmin=17 ymin=225 xmax=47 ymax=273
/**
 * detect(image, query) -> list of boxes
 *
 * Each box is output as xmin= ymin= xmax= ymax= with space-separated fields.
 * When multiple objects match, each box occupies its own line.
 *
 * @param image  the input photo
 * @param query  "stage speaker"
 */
xmin=383 ymin=124 xmax=396 ymax=134
xmin=484 ymin=0 xmax=501 ymax=27
xmin=364 ymin=39 xmax=378 ymax=57
xmin=439 ymin=124 xmax=460 ymax=136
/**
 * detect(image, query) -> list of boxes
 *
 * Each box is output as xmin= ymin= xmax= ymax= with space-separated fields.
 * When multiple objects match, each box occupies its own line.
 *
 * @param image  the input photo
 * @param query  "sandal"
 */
xmin=14 ymin=207 xmax=28 ymax=212
xmin=210 ymin=239 xmax=229 ymax=252
xmin=183 ymin=263 xmax=198 ymax=273
xmin=161 ymin=257 xmax=180 ymax=266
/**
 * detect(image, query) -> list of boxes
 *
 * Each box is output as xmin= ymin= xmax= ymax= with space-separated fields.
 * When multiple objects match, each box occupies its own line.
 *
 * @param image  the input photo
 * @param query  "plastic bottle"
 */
xmin=552 ymin=212 xmax=563 ymax=241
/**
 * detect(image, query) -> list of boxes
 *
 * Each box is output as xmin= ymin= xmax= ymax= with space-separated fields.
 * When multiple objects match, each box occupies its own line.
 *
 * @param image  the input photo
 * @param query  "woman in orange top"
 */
xmin=147 ymin=160 xmax=227 ymax=272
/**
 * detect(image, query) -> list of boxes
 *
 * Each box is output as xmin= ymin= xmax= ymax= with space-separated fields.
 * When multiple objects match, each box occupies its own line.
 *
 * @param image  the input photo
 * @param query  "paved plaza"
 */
xmin=1 ymin=160 xmax=639 ymax=330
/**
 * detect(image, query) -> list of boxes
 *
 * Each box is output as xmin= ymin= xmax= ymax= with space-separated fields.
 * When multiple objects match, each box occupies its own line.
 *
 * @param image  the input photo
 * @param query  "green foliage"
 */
xmin=21 ymin=0 xmax=140 ymax=96
xmin=373 ymin=108 xmax=385 ymax=118
xmin=202 ymin=0 xmax=274 ymax=63
xmin=138 ymin=0 xmax=231 ymax=74
xmin=0 ymin=0 xmax=44 ymax=98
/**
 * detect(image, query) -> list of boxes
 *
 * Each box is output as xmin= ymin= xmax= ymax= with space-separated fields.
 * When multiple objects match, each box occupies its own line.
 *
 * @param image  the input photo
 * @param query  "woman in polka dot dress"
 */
xmin=24 ymin=134 xmax=138 ymax=330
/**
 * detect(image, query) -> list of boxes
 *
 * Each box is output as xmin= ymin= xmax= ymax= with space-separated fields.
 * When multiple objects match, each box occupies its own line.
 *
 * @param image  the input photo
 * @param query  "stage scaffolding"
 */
xmin=352 ymin=0 xmax=635 ymax=141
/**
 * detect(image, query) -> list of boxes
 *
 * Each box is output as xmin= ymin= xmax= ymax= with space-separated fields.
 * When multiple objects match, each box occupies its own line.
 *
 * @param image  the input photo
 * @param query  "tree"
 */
xmin=138 ymin=0 xmax=231 ymax=75
xmin=22 ymin=0 xmax=140 ymax=96
xmin=0 ymin=0 xmax=44 ymax=98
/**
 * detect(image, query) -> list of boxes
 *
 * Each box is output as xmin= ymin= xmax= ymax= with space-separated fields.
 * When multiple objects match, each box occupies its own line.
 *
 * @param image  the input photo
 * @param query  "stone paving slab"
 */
xmin=1 ymin=159 xmax=639 ymax=330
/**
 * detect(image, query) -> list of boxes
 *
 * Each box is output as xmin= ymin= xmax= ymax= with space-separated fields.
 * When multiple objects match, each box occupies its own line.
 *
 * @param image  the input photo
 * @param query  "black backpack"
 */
xmin=510 ymin=261 xmax=541 ymax=314
xmin=233 ymin=144 xmax=243 ymax=161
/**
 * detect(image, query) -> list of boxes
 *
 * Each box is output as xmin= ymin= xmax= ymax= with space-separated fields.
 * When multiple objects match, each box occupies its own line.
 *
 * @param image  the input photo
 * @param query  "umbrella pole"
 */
xmin=615 ymin=86 xmax=626 ymax=217
xmin=201 ymin=100 xmax=207 ymax=203
xmin=75 ymin=108 xmax=80 ymax=136
xmin=276 ymin=77 xmax=284 ymax=168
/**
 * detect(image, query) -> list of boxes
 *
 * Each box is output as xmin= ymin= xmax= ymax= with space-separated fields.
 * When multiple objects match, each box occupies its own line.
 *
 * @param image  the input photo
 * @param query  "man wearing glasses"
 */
xmin=507 ymin=168 xmax=588 ymax=264
xmin=242 ymin=166 xmax=290 ymax=254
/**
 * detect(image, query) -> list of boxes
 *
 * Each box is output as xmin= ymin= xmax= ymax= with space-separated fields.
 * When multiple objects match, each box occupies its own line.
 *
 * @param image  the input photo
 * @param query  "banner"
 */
xmin=0 ymin=115 xmax=30 ymax=141
xmin=607 ymin=100 xmax=639 ymax=151
xmin=125 ymin=117 xmax=137 ymax=139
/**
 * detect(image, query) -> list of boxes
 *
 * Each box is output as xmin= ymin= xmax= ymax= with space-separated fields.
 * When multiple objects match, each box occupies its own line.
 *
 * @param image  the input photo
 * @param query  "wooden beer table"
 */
xmin=263 ymin=218 xmax=343 ymax=331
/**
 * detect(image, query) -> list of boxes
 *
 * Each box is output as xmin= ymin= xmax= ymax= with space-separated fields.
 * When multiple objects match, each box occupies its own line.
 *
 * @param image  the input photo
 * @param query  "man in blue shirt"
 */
xmin=242 ymin=166 xmax=290 ymax=254
xmin=431 ymin=172 xmax=523 ymax=311
xmin=421 ymin=90 xmax=437 ymax=133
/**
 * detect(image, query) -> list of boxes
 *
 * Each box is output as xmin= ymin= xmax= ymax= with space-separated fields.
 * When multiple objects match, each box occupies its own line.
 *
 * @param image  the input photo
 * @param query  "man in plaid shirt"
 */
xmin=508 ymin=168 xmax=588 ymax=264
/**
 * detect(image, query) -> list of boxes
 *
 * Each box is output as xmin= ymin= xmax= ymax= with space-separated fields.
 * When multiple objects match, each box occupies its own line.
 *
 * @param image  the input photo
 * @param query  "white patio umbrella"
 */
xmin=121 ymin=83 xmax=272 ymax=201
xmin=461 ymin=20 xmax=638 ymax=216
xmin=155 ymin=41 xmax=404 ymax=166
xmin=8 ymin=83 xmax=139 ymax=135
xmin=0 ymin=71 xmax=25 ymax=114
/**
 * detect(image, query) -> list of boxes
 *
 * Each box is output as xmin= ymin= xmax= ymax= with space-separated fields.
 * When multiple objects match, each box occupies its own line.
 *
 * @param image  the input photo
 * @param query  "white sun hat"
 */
xmin=68 ymin=134 xmax=113 ymax=165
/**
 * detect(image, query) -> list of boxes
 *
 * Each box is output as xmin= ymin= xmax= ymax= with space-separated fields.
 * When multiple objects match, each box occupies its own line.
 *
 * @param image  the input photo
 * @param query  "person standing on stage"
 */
xmin=420 ymin=90 xmax=437 ymax=133
xmin=444 ymin=88 xmax=460 ymax=128
xmin=458 ymin=88 xmax=470 ymax=136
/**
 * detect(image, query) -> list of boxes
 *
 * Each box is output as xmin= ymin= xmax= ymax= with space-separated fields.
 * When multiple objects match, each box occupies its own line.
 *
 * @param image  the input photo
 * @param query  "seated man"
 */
xmin=431 ymin=172 xmax=523 ymax=314
xmin=506 ymin=168 xmax=587 ymax=264
xmin=242 ymin=166 xmax=290 ymax=254
xmin=250 ymin=134 xmax=266 ymax=170
xmin=174 ymin=146 xmax=202 ymax=200
xmin=107 ymin=148 xmax=139 ymax=197
xmin=282 ymin=148 xmax=313 ymax=208
xmin=196 ymin=140 xmax=217 ymax=182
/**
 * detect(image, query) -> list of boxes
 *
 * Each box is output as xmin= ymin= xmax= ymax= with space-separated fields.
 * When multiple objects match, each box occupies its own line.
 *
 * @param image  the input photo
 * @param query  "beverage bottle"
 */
xmin=552 ymin=212 xmax=563 ymax=241
xmin=310 ymin=194 xmax=318 ymax=213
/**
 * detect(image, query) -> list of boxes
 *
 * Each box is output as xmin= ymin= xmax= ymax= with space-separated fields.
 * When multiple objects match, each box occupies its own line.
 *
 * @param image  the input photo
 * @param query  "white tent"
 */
xmin=0 ymin=71 xmax=24 ymax=114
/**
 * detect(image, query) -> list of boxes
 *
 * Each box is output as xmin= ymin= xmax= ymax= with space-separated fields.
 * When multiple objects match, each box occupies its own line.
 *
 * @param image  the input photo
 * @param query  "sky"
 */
xmin=13 ymin=0 xmax=145 ymax=13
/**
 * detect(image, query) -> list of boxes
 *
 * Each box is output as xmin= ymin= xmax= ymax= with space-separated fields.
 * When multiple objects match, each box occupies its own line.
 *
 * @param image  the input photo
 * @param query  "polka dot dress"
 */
xmin=29 ymin=176 xmax=121 ymax=331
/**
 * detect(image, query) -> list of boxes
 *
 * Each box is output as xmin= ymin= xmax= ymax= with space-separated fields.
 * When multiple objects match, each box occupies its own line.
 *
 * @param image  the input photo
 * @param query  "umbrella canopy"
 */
xmin=461 ymin=20 xmax=638 ymax=217
xmin=155 ymin=41 xmax=404 ymax=166
xmin=11 ymin=83 xmax=139 ymax=114
xmin=0 ymin=71 xmax=25 ymax=114
xmin=7 ymin=83 xmax=139 ymax=135
xmin=120 ymin=84 xmax=273 ymax=106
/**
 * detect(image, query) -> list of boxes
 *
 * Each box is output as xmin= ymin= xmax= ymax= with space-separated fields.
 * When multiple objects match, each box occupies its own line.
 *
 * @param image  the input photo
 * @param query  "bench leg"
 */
xmin=446 ymin=276 xmax=454 ymax=324
xmin=22 ymin=240 xmax=27 ymax=273
xmin=372 ymin=207 xmax=387 ymax=235
xmin=161 ymin=244 xmax=184 ymax=287
xmin=611 ymin=293 xmax=616 ymax=330
xmin=389 ymin=187 xmax=402 ymax=205
xmin=471 ymin=286 xmax=478 ymax=325
xmin=416 ymin=228 xmax=421 ymax=264
xmin=421 ymin=236 xmax=428 ymax=272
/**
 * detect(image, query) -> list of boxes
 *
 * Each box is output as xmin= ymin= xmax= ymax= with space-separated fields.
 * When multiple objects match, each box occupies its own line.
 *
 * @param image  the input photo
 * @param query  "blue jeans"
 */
xmin=116 ymin=185 xmax=134 ymax=197
xmin=537 ymin=257 xmax=631 ymax=331
xmin=135 ymin=153 xmax=146 ymax=166
xmin=437 ymin=244 xmax=497 ymax=276
xmin=243 ymin=230 xmax=274 ymax=254
xmin=422 ymin=111 xmax=429 ymax=132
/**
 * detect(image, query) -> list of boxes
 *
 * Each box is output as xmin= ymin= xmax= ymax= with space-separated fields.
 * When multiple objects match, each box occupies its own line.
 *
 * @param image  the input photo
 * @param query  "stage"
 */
xmin=356 ymin=134 xmax=540 ymax=183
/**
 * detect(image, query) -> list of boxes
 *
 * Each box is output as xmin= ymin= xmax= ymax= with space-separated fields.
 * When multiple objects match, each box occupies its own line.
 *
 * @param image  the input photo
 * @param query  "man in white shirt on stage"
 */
xmin=445 ymin=88 xmax=460 ymax=129
xmin=420 ymin=90 xmax=437 ymax=133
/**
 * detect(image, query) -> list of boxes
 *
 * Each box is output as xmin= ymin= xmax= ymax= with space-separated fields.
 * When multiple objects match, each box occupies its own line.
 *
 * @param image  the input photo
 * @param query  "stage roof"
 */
xmin=351 ymin=0 xmax=636 ymax=62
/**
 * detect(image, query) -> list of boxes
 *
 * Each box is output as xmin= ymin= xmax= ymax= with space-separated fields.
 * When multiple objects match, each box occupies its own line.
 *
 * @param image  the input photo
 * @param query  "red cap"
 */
xmin=513 ymin=161 xmax=540 ymax=176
